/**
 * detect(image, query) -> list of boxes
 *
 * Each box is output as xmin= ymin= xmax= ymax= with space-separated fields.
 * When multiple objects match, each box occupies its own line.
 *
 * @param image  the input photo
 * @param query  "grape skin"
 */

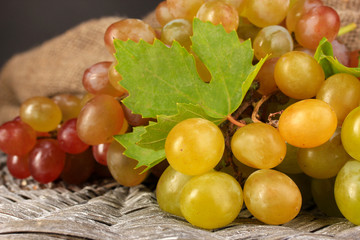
xmin=341 ymin=106 xmax=360 ymax=161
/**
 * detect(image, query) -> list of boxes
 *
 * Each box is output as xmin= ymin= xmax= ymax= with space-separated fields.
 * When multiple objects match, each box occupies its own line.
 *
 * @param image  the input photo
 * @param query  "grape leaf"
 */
xmin=114 ymin=125 xmax=165 ymax=170
xmin=314 ymin=38 xmax=360 ymax=78
xmin=138 ymin=103 xmax=225 ymax=151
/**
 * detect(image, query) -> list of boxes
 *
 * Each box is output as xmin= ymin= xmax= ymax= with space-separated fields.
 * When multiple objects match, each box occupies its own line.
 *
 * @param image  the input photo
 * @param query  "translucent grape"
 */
xmin=104 ymin=19 xmax=156 ymax=54
xmin=107 ymin=141 xmax=148 ymax=187
xmin=274 ymin=51 xmax=325 ymax=99
xmin=7 ymin=154 xmax=31 ymax=179
xmin=196 ymin=1 xmax=239 ymax=33
xmin=244 ymin=0 xmax=290 ymax=28
xmin=278 ymin=99 xmax=337 ymax=148
xmin=52 ymin=94 xmax=82 ymax=122
xmin=231 ymin=122 xmax=286 ymax=169
xmin=165 ymin=118 xmax=224 ymax=175
xmin=341 ymin=106 xmax=360 ymax=161
xmin=20 ymin=96 xmax=62 ymax=132
xmin=316 ymin=73 xmax=360 ymax=125
xmin=297 ymin=128 xmax=350 ymax=179
xmin=0 ymin=119 xmax=36 ymax=156
xmin=334 ymin=160 xmax=360 ymax=225
xmin=29 ymin=139 xmax=66 ymax=184
xmin=108 ymin=61 xmax=128 ymax=96
xmin=161 ymin=19 xmax=193 ymax=49
xmin=206 ymin=0 xmax=246 ymax=15
xmin=253 ymin=25 xmax=293 ymax=60
xmin=243 ymin=169 xmax=302 ymax=225
xmin=92 ymin=143 xmax=110 ymax=166
xmin=180 ymin=171 xmax=243 ymax=229
xmin=57 ymin=118 xmax=89 ymax=154
xmin=155 ymin=1 xmax=175 ymax=26
xmin=295 ymin=6 xmax=340 ymax=50
xmin=77 ymin=95 xmax=124 ymax=145
xmin=156 ymin=166 xmax=192 ymax=217
xmin=167 ymin=0 xmax=205 ymax=21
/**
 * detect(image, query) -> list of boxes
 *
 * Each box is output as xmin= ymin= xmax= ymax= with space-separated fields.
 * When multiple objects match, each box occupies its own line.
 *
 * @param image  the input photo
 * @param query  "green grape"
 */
xmin=244 ymin=0 xmax=290 ymax=28
xmin=196 ymin=1 xmax=239 ymax=33
xmin=341 ymin=106 xmax=360 ymax=161
xmin=180 ymin=171 xmax=243 ymax=229
xmin=161 ymin=19 xmax=193 ymax=49
xmin=278 ymin=99 xmax=337 ymax=148
xmin=156 ymin=166 xmax=192 ymax=217
xmin=20 ymin=96 xmax=62 ymax=132
xmin=165 ymin=118 xmax=224 ymax=175
xmin=316 ymin=73 xmax=360 ymax=125
xmin=275 ymin=143 xmax=302 ymax=174
xmin=243 ymin=169 xmax=302 ymax=225
xmin=274 ymin=51 xmax=325 ymax=99
xmin=297 ymin=128 xmax=351 ymax=179
xmin=312 ymin=177 xmax=343 ymax=217
xmin=334 ymin=160 xmax=360 ymax=225
xmin=253 ymin=25 xmax=293 ymax=60
xmin=237 ymin=17 xmax=261 ymax=41
xmin=107 ymin=140 xmax=148 ymax=187
xmin=255 ymin=57 xmax=279 ymax=96
xmin=231 ymin=122 xmax=286 ymax=169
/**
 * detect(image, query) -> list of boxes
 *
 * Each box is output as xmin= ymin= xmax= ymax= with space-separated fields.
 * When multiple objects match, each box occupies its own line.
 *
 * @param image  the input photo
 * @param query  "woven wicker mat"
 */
xmin=0 ymin=154 xmax=359 ymax=240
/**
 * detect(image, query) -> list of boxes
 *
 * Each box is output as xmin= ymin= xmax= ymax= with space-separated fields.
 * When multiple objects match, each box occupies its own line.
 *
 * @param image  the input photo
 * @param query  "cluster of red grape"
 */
xmin=0 ymin=0 xmax=359 ymax=230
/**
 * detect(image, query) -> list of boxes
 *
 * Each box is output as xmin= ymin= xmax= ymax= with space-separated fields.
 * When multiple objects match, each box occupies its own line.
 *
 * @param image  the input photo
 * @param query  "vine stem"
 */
xmin=251 ymin=94 xmax=272 ymax=123
xmin=227 ymin=114 xmax=246 ymax=127
xmin=338 ymin=22 xmax=357 ymax=36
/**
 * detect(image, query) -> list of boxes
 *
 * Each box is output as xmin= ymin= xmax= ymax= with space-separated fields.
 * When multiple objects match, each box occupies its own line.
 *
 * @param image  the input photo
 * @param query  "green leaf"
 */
xmin=138 ymin=103 xmax=225 ymax=151
xmin=314 ymin=38 xmax=360 ymax=78
xmin=114 ymin=125 xmax=166 ymax=170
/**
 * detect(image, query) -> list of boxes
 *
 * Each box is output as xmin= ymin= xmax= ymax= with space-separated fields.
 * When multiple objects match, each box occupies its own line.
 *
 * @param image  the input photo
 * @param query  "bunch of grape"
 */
xmin=0 ymin=0 xmax=359 ymax=230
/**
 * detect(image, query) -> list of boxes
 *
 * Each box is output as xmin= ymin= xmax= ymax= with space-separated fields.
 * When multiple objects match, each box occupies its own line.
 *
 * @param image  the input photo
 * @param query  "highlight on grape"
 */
xmin=1 ymin=0 xmax=359 ymax=230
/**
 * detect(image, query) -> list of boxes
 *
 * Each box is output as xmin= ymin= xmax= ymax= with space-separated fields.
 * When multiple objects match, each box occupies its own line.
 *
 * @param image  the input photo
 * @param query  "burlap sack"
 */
xmin=0 ymin=1 xmax=359 ymax=124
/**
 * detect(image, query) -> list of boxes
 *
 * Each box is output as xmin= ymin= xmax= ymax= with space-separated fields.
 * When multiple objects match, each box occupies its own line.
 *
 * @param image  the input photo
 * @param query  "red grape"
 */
xmin=57 ymin=118 xmax=89 ymax=154
xmin=7 ymin=154 xmax=31 ymax=179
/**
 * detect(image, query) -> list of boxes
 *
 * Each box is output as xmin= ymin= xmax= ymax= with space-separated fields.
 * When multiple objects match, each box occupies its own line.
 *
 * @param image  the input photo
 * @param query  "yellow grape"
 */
xmin=167 ymin=0 xmax=205 ymax=21
xmin=161 ymin=19 xmax=193 ymax=49
xmin=108 ymin=61 xmax=128 ymax=96
xmin=278 ymin=99 xmax=337 ymax=148
xmin=180 ymin=171 xmax=243 ymax=229
xmin=165 ymin=118 xmax=224 ymax=175
xmin=243 ymin=169 xmax=302 ymax=225
xmin=155 ymin=1 xmax=175 ymax=27
xmin=52 ymin=94 xmax=82 ymax=122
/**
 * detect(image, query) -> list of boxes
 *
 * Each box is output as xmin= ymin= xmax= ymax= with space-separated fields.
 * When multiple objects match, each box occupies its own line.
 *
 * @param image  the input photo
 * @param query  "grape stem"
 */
xmin=227 ymin=115 xmax=246 ymax=127
xmin=251 ymin=94 xmax=272 ymax=123
xmin=338 ymin=22 xmax=357 ymax=37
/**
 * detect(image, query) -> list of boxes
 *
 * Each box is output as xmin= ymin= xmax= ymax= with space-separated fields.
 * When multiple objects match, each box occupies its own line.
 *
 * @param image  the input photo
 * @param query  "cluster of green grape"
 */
xmin=152 ymin=0 xmax=360 ymax=229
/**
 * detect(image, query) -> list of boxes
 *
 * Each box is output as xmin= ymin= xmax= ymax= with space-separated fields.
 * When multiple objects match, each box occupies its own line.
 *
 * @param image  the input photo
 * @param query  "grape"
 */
xmin=104 ymin=19 xmax=156 ymax=54
xmin=121 ymin=103 xmax=151 ymax=127
xmin=61 ymin=149 xmax=95 ymax=185
xmin=316 ymin=73 xmax=360 ymax=125
xmin=196 ymin=1 xmax=239 ymax=33
xmin=349 ymin=49 xmax=360 ymax=68
xmin=244 ymin=0 xmax=290 ymax=28
xmin=231 ymin=122 xmax=286 ymax=169
xmin=207 ymin=0 xmax=246 ymax=15
xmin=57 ymin=118 xmax=89 ymax=154
xmin=52 ymin=94 xmax=82 ymax=122
xmin=180 ymin=171 xmax=243 ymax=229
xmin=82 ymin=61 xmax=124 ymax=97
xmin=274 ymin=51 xmax=325 ymax=99
xmin=156 ymin=166 xmax=192 ymax=217
xmin=255 ymin=57 xmax=279 ymax=96
xmin=334 ymin=160 xmax=360 ymax=225
xmin=253 ymin=25 xmax=293 ymax=60
xmin=295 ymin=6 xmax=340 ymax=50
xmin=155 ymin=1 xmax=175 ymax=27
xmin=288 ymin=173 xmax=312 ymax=206
xmin=220 ymin=157 xmax=257 ymax=179
xmin=7 ymin=154 xmax=31 ymax=179
xmin=243 ymin=169 xmax=302 ymax=225
xmin=278 ymin=99 xmax=337 ymax=148
xmin=80 ymin=92 xmax=95 ymax=109
xmin=341 ymin=106 xmax=360 ymax=161
xmin=167 ymin=0 xmax=205 ymax=21
xmin=108 ymin=61 xmax=128 ymax=96
xmin=285 ymin=0 xmax=323 ymax=33
xmin=237 ymin=17 xmax=261 ymax=41
xmin=297 ymin=128 xmax=351 ymax=179
xmin=77 ymin=95 xmax=124 ymax=145
xmin=165 ymin=118 xmax=224 ymax=175
xmin=0 ymin=119 xmax=36 ymax=156
xmin=107 ymin=140 xmax=148 ymax=187
xmin=331 ymin=39 xmax=350 ymax=67
xmin=20 ymin=96 xmax=62 ymax=132
xmin=275 ymin=143 xmax=302 ymax=174
xmin=29 ymin=139 xmax=66 ymax=184
xmin=161 ymin=19 xmax=193 ymax=49
xmin=312 ymin=177 xmax=343 ymax=217
xmin=92 ymin=143 xmax=110 ymax=166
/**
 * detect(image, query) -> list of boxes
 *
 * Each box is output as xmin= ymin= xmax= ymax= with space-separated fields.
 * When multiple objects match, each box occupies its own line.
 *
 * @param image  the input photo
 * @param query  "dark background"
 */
xmin=0 ymin=0 xmax=162 ymax=69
